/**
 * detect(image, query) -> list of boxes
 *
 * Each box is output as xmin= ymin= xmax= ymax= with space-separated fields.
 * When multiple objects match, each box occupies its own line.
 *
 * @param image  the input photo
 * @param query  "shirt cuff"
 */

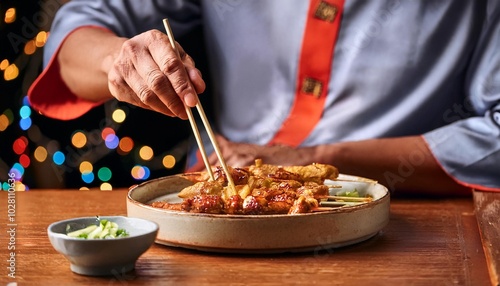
xmin=421 ymin=133 xmax=500 ymax=193
xmin=27 ymin=26 xmax=108 ymax=120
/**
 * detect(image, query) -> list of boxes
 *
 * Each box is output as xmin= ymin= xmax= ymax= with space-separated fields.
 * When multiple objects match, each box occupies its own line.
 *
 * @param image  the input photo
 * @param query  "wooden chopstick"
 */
xmin=162 ymin=19 xmax=236 ymax=194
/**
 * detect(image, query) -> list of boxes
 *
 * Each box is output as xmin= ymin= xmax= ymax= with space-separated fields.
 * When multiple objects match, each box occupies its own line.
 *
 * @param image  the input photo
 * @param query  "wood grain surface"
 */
xmin=0 ymin=189 xmax=494 ymax=285
xmin=474 ymin=191 xmax=500 ymax=286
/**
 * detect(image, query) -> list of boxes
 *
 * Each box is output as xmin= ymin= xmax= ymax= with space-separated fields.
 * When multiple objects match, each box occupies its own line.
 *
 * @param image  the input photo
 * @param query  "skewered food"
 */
xmin=151 ymin=159 xmax=348 ymax=215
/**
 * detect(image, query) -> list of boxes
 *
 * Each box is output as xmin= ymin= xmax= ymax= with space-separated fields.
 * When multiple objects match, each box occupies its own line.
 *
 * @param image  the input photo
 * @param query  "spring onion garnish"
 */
xmin=66 ymin=219 xmax=129 ymax=239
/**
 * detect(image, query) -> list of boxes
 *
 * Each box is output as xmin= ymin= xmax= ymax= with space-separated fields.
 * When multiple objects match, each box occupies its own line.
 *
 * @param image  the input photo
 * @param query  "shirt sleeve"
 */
xmin=28 ymin=0 xmax=201 ymax=120
xmin=423 ymin=1 xmax=500 ymax=192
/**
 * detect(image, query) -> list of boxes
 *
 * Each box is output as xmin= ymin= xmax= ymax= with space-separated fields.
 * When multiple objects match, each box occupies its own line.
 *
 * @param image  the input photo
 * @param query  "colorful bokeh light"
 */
xmin=139 ymin=146 xmax=154 ymax=161
xmin=34 ymin=146 xmax=48 ymax=162
xmin=112 ymin=108 xmax=126 ymax=123
xmin=19 ymin=117 xmax=32 ymax=131
xmin=118 ymin=137 xmax=134 ymax=153
xmin=52 ymin=151 xmax=65 ymax=165
xmin=101 ymin=127 xmax=115 ymax=140
xmin=79 ymin=161 xmax=93 ymax=174
xmin=131 ymin=165 xmax=150 ymax=180
xmin=81 ymin=171 xmax=95 ymax=184
xmin=13 ymin=136 xmax=28 ymax=155
xmin=10 ymin=163 xmax=24 ymax=180
xmin=97 ymin=167 xmax=112 ymax=182
xmin=162 ymin=155 xmax=176 ymax=169
xmin=105 ymin=134 xmax=119 ymax=149
xmin=71 ymin=131 xmax=87 ymax=148
xmin=19 ymin=154 xmax=30 ymax=168
xmin=100 ymin=182 xmax=112 ymax=191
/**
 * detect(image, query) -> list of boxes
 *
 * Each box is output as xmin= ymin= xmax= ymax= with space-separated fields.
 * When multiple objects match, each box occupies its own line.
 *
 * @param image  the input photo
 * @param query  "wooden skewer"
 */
xmin=325 ymin=196 xmax=373 ymax=202
xmin=324 ymin=184 xmax=342 ymax=188
xmin=162 ymin=18 xmax=236 ymax=194
xmin=319 ymin=201 xmax=365 ymax=207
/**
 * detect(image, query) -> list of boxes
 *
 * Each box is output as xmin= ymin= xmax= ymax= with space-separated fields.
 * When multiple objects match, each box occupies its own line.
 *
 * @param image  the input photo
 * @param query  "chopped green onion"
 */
xmin=66 ymin=219 xmax=129 ymax=239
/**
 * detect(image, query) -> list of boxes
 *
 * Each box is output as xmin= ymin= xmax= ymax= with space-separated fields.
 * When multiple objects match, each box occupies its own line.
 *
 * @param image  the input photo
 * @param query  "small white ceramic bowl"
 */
xmin=47 ymin=216 xmax=158 ymax=276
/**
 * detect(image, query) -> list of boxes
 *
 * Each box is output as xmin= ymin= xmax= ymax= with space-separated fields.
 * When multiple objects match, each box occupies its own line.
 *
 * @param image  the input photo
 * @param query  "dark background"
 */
xmin=0 ymin=0 xmax=213 ymax=190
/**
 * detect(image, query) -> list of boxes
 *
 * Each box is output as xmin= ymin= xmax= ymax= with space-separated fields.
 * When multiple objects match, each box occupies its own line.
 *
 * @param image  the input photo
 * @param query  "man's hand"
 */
xmin=59 ymin=28 xmax=205 ymax=119
xmin=203 ymin=135 xmax=316 ymax=168
xmin=107 ymin=30 xmax=205 ymax=119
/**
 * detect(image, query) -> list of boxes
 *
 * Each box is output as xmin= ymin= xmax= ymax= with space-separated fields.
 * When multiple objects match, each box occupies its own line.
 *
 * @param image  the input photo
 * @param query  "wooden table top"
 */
xmin=0 ymin=189 xmax=498 ymax=286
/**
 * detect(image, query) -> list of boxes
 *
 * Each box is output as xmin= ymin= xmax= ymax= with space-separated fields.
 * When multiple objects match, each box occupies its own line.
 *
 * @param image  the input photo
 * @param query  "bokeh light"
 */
xmin=79 ymin=161 xmax=93 ymax=174
xmin=97 ymin=167 xmax=112 ymax=182
xmin=12 ymin=136 xmax=28 ymax=155
xmin=100 ymin=182 xmax=112 ymax=191
xmin=15 ymin=182 xmax=27 ymax=192
xmin=34 ymin=146 xmax=48 ymax=162
xmin=19 ymin=105 xmax=31 ymax=118
xmin=105 ymin=133 xmax=119 ymax=149
xmin=0 ymin=59 xmax=9 ymax=70
xmin=4 ymin=64 xmax=19 ymax=81
xmin=139 ymin=146 xmax=154 ymax=161
xmin=10 ymin=163 xmax=24 ymax=179
xmin=71 ymin=131 xmax=87 ymax=148
xmin=52 ymin=151 xmax=65 ymax=165
xmin=162 ymin=155 xmax=176 ymax=169
xmin=4 ymin=8 xmax=16 ymax=23
xmin=35 ymin=31 xmax=48 ymax=47
xmin=118 ymin=137 xmax=134 ymax=153
xmin=112 ymin=108 xmax=126 ymax=123
xmin=19 ymin=154 xmax=30 ymax=168
xmin=0 ymin=114 xmax=9 ymax=131
xmin=19 ymin=117 xmax=32 ymax=130
xmin=81 ymin=171 xmax=95 ymax=184
xmin=101 ymin=127 xmax=115 ymax=140
xmin=131 ymin=165 xmax=150 ymax=180
xmin=24 ymin=40 xmax=36 ymax=55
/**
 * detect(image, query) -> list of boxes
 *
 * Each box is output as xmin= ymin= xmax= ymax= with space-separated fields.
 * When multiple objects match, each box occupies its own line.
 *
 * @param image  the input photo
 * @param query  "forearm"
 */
xmin=311 ymin=136 xmax=472 ymax=197
xmin=58 ymin=27 xmax=126 ymax=102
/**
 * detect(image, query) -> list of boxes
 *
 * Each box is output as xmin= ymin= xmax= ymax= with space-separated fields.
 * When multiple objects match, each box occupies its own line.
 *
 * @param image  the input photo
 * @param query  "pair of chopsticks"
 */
xmin=162 ymin=19 xmax=236 ymax=194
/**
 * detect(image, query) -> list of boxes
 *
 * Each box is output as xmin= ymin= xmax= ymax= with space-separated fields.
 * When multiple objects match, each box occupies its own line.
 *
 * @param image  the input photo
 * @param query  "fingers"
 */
xmin=178 ymin=44 xmax=206 ymax=94
xmin=108 ymin=30 xmax=206 ymax=118
xmin=148 ymin=35 xmax=200 ymax=107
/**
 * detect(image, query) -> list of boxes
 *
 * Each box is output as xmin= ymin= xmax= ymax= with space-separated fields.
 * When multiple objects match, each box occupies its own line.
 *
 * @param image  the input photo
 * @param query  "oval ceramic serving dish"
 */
xmin=127 ymin=173 xmax=390 ymax=253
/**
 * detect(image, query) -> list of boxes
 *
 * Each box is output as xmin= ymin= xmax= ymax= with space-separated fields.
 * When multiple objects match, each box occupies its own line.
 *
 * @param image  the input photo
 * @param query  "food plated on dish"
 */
xmin=127 ymin=160 xmax=389 ymax=253
xmin=150 ymin=159 xmax=372 ymax=215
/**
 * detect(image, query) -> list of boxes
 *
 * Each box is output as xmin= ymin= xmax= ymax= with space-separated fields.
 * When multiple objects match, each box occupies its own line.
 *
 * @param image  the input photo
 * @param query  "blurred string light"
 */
xmin=163 ymin=155 xmax=176 ymax=169
xmin=139 ymin=145 xmax=154 ymax=161
xmin=131 ymin=165 xmax=150 ymax=180
xmin=71 ymin=131 xmax=87 ymax=148
xmin=2 ymin=5 xmax=180 ymax=190
xmin=4 ymin=8 xmax=16 ymax=23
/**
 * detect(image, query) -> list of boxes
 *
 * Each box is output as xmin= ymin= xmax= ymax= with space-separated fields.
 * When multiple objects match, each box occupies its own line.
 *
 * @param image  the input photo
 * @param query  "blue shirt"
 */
xmin=34 ymin=0 xmax=500 ymax=191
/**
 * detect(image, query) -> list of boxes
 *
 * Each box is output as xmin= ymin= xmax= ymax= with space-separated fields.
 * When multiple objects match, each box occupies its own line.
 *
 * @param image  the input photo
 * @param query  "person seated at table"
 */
xmin=28 ymin=0 xmax=500 ymax=196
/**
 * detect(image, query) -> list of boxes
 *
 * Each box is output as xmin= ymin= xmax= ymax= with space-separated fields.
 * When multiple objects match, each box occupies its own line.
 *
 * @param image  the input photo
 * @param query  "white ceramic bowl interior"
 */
xmin=47 ymin=216 xmax=158 ymax=276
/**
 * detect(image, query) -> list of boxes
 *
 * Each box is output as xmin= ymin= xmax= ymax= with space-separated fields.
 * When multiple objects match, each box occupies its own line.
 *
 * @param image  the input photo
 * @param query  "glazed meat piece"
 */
xmin=249 ymin=159 xmax=338 ymax=183
xmin=213 ymin=166 xmax=251 ymax=186
xmin=249 ymin=163 xmax=302 ymax=182
xmin=182 ymin=195 xmax=225 ymax=214
xmin=178 ymin=181 xmax=223 ymax=198
xmin=288 ymin=196 xmax=320 ymax=214
xmin=296 ymin=182 xmax=330 ymax=198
